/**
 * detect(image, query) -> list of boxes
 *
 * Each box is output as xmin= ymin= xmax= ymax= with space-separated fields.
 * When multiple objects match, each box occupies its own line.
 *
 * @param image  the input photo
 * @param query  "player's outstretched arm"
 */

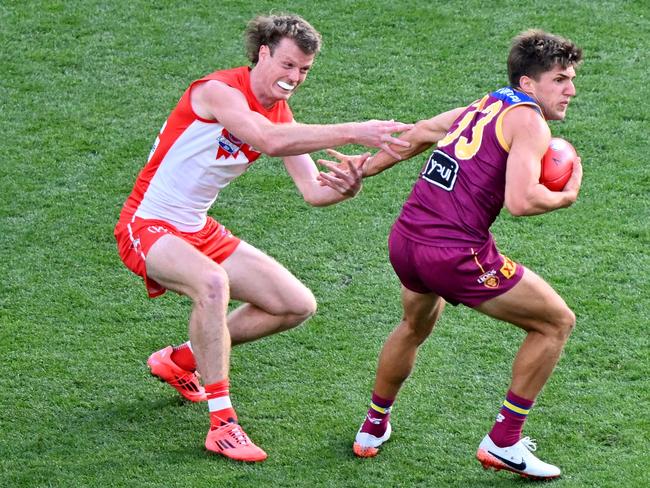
xmin=314 ymin=107 xmax=464 ymax=190
xmin=360 ymin=107 xmax=465 ymax=177
xmin=193 ymin=80 xmax=413 ymax=158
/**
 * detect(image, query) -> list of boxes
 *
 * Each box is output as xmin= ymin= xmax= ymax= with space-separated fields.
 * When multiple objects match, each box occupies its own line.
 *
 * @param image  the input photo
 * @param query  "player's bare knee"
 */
xmin=289 ymin=289 xmax=317 ymax=321
xmin=557 ymin=306 xmax=576 ymax=340
xmin=194 ymin=267 xmax=229 ymax=309
xmin=545 ymin=306 xmax=575 ymax=343
xmin=402 ymin=318 xmax=435 ymax=345
xmin=275 ymin=290 xmax=317 ymax=332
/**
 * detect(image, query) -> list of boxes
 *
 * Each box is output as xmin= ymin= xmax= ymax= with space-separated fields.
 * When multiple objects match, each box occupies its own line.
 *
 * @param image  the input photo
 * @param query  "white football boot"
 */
xmin=476 ymin=435 xmax=561 ymax=479
xmin=352 ymin=422 xmax=392 ymax=458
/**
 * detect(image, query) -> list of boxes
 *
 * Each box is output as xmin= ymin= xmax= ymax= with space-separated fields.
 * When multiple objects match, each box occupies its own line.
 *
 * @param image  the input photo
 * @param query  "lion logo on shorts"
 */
xmin=477 ymin=270 xmax=500 ymax=289
xmin=484 ymin=275 xmax=500 ymax=288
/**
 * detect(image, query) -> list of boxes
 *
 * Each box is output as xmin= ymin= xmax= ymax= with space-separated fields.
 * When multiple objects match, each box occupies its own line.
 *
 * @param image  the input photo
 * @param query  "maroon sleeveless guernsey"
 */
xmin=393 ymin=87 xmax=541 ymax=247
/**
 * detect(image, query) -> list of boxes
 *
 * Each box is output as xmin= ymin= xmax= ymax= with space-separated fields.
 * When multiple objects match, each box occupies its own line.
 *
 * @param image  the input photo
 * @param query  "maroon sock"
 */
xmin=170 ymin=342 xmax=196 ymax=372
xmin=360 ymin=392 xmax=394 ymax=437
xmin=488 ymin=390 xmax=534 ymax=448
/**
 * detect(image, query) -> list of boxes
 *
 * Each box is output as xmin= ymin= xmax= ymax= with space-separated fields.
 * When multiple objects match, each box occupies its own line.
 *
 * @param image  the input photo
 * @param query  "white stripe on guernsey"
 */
xmin=135 ymin=120 xmax=252 ymax=233
xmin=126 ymin=222 xmax=146 ymax=261
xmin=183 ymin=341 xmax=193 ymax=352
xmin=208 ymin=396 xmax=232 ymax=412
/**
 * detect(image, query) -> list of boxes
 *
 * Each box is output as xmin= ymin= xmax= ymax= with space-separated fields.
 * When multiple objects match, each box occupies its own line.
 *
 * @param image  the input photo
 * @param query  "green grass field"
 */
xmin=2 ymin=0 xmax=649 ymax=486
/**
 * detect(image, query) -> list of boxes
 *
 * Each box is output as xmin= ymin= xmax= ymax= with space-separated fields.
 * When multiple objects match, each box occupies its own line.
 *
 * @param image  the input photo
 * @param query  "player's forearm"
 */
xmin=362 ymin=123 xmax=437 ymax=177
xmin=302 ymin=183 xmax=358 ymax=207
xmin=262 ymin=123 xmax=357 ymax=157
xmin=362 ymin=111 xmax=461 ymax=177
xmin=362 ymin=140 xmax=431 ymax=177
xmin=506 ymin=185 xmax=578 ymax=216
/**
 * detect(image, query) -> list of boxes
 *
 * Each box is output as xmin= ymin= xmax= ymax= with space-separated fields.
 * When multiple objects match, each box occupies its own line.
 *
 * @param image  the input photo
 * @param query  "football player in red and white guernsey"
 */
xmin=114 ymin=13 xmax=413 ymax=462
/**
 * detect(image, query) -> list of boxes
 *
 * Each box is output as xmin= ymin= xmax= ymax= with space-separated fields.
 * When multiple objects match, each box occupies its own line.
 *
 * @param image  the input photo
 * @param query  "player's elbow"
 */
xmin=505 ymin=203 xmax=528 ymax=217
xmin=258 ymin=139 xmax=284 ymax=157
xmin=247 ymin=127 xmax=287 ymax=157
xmin=259 ymin=128 xmax=300 ymax=157
xmin=263 ymin=139 xmax=304 ymax=157
xmin=504 ymin=194 xmax=532 ymax=216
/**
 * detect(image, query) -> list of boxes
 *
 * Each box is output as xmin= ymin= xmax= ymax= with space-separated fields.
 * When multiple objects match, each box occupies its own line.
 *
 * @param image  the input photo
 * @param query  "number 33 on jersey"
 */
xmin=423 ymin=88 xmax=541 ymax=192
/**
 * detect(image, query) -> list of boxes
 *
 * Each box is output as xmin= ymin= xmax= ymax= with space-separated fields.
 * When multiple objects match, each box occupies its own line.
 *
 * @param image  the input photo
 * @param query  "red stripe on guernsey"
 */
xmin=118 ymin=67 xmax=293 ymax=228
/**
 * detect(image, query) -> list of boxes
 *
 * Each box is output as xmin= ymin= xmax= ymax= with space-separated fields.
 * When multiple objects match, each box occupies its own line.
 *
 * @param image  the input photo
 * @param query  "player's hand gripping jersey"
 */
xmin=118 ymin=67 xmax=293 ymax=232
xmin=393 ymin=87 xmax=541 ymax=247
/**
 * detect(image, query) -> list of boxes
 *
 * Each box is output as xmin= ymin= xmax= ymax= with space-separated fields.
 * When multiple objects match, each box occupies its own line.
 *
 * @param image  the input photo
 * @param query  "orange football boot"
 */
xmin=147 ymin=346 xmax=207 ymax=402
xmin=205 ymin=423 xmax=268 ymax=462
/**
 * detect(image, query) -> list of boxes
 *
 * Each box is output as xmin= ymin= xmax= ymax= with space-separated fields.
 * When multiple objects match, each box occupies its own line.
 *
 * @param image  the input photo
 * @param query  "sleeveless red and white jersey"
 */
xmin=118 ymin=66 xmax=293 ymax=232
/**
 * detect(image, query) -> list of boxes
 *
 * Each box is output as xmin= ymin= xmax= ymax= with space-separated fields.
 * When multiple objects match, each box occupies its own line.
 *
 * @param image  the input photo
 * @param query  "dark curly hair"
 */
xmin=245 ymin=14 xmax=322 ymax=64
xmin=508 ymin=30 xmax=583 ymax=87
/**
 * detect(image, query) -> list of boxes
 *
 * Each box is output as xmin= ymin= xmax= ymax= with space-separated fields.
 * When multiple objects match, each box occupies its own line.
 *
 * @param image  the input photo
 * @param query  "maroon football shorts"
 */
xmin=388 ymin=228 xmax=524 ymax=307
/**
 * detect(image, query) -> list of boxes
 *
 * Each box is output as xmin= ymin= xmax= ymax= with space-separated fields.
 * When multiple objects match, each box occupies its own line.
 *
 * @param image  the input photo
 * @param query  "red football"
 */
xmin=540 ymin=137 xmax=577 ymax=191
